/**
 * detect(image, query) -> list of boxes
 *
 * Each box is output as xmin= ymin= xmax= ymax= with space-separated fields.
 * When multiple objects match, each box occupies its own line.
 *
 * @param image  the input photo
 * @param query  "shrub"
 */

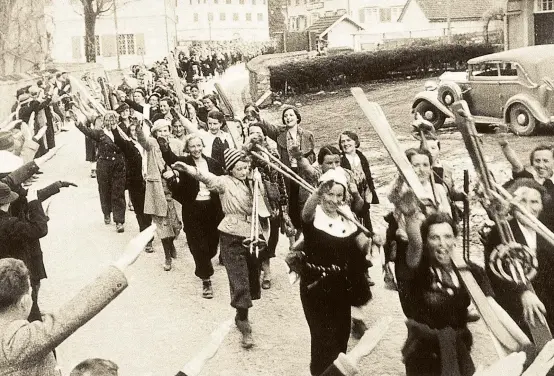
xmin=269 ymin=43 xmax=497 ymax=94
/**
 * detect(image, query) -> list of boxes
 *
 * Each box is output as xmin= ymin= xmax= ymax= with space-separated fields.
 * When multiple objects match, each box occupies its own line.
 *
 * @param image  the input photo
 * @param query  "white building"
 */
xmin=176 ymin=0 xmax=270 ymax=42
xmin=286 ymin=0 xmax=406 ymax=31
xmin=48 ymin=0 xmax=178 ymax=71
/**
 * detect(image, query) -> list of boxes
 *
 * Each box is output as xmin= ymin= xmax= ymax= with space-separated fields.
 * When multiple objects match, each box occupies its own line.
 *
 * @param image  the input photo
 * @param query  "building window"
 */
xmin=257 ymin=12 xmax=263 ymax=21
xmin=208 ymin=12 xmax=214 ymax=21
xmin=537 ymin=0 xmax=554 ymax=11
xmin=379 ymin=8 xmax=391 ymax=22
xmin=246 ymin=12 xmax=252 ymax=21
xmin=193 ymin=13 xmax=199 ymax=22
xmin=220 ymin=12 xmax=226 ymax=20
xmin=391 ymin=6 xmax=402 ymax=22
xmin=233 ymin=13 xmax=239 ymax=21
xmin=118 ymin=34 xmax=135 ymax=55
xmin=83 ymin=35 xmax=101 ymax=56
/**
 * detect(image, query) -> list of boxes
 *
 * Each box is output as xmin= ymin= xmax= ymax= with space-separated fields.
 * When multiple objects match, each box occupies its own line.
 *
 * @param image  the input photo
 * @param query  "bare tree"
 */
xmin=482 ymin=7 xmax=505 ymax=44
xmin=74 ymin=0 xmax=116 ymax=63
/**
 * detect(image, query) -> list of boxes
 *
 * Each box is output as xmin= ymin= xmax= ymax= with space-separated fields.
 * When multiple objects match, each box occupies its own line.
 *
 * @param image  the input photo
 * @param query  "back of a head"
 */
xmin=0 ymin=258 xmax=30 ymax=312
xmin=70 ymin=358 xmax=118 ymax=376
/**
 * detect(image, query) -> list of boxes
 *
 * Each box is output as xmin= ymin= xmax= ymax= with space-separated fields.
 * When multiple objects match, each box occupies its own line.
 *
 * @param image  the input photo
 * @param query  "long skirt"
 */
xmin=152 ymin=198 xmax=182 ymax=239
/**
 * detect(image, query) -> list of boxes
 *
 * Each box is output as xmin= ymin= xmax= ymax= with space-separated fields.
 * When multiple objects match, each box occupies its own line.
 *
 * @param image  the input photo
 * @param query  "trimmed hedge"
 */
xmin=269 ymin=43 xmax=497 ymax=94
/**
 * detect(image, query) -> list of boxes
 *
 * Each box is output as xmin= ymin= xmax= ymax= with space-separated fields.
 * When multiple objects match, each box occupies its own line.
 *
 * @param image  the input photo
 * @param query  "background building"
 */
xmin=506 ymin=0 xmax=554 ymax=48
xmin=176 ymin=0 xmax=270 ymax=42
xmin=48 ymin=0 xmax=178 ymax=70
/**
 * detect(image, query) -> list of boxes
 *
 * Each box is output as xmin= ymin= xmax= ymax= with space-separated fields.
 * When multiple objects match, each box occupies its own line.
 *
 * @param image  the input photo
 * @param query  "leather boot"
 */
xmin=235 ymin=318 xmax=254 ymax=349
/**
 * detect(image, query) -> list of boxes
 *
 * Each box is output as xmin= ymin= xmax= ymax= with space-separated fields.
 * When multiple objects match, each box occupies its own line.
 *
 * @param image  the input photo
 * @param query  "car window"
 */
xmin=499 ymin=62 xmax=518 ymax=78
xmin=473 ymin=63 xmax=500 ymax=77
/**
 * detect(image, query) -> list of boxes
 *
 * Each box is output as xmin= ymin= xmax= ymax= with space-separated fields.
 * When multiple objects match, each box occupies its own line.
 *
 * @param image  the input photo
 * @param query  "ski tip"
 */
xmin=351 ymin=87 xmax=364 ymax=96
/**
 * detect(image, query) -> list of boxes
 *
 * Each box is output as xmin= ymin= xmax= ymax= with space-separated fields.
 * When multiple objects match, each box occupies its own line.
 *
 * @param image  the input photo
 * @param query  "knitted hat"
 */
xmin=0 ymin=182 xmax=18 ymax=205
xmin=0 ymin=151 xmax=23 ymax=173
xmin=151 ymin=119 xmax=170 ymax=135
xmin=224 ymin=148 xmax=243 ymax=171
xmin=0 ymin=132 xmax=15 ymax=151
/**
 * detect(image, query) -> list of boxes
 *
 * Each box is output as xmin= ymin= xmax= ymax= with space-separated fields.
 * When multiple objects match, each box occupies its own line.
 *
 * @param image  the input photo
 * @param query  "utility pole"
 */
xmin=446 ymin=0 xmax=452 ymax=43
xmin=164 ymin=0 xmax=170 ymax=53
xmin=113 ymin=0 xmax=121 ymax=69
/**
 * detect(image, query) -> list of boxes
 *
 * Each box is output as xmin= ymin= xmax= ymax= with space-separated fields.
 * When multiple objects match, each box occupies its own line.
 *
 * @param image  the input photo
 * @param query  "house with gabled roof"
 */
xmin=306 ymin=14 xmax=365 ymax=50
xmin=397 ymin=0 xmax=503 ymax=38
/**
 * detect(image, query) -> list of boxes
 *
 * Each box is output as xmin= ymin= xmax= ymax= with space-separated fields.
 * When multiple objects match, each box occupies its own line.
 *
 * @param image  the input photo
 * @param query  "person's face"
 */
xmin=121 ymin=109 xmax=130 ymax=119
xmin=149 ymin=96 xmax=159 ymax=107
xmin=203 ymin=98 xmax=215 ymax=110
xmin=513 ymin=186 xmax=543 ymax=220
xmin=283 ymin=109 xmax=298 ymax=128
xmin=410 ymin=154 xmax=432 ymax=183
xmin=185 ymin=86 xmax=192 ymax=95
xmin=532 ymin=150 xmax=554 ymax=179
xmin=248 ymin=126 xmax=264 ymax=142
xmin=207 ymin=117 xmax=222 ymax=134
xmin=340 ymin=134 xmax=356 ymax=154
xmin=427 ymin=140 xmax=440 ymax=162
xmin=155 ymin=126 xmax=171 ymax=138
xmin=133 ymin=92 xmax=145 ymax=103
xmin=321 ymin=183 xmax=344 ymax=214
xmin=160 ymin=101 xmax=170 ymax=114
xmin=186 ymin=103 xmax=196 ymax=119
xmin=129 ymin=125 xmax=137 ymax=140
xmin=321 ymin=154 xmax=341 ymax=173
xmin=427 ymin=222 xmax=456 ymax=267
xmin=187 ymin=137 xmax=204 ymax=159
xmin=173 ymin=122 xmax=185 ymax=137
xmin=191 ymin=87 xmax=200 ymax=99
xmin=231 ymin=160 xmax=251 ymax=180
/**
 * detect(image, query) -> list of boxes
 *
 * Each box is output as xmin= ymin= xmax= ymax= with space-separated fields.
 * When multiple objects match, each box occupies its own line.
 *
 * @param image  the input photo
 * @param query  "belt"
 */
xmin=227 ymin=213 xmax=253 ymax=222
xmin=98 ymin=156 xmax=117 ymax=161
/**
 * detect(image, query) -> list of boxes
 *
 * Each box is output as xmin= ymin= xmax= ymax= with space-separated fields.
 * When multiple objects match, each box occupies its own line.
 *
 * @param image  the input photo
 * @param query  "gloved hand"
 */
xmin=57 ymin=181 xmax=78 ymax=189
xmin=289 ymin=145 xmax=303 ymax=160
xmin=157 ymin=137 xmax=170 ymax=153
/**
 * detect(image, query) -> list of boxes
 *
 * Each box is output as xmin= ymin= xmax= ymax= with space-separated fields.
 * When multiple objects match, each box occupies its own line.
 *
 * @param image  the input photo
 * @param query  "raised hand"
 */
xmin=113 ymin=225 xmax=157 ymax=271
xmin=172 ymin=161 xmax=194 ymax=175
xmin=58 ymin=181 xmax=78 ymax=188
xmin=522 ymin=339 xmax=554 ymax=376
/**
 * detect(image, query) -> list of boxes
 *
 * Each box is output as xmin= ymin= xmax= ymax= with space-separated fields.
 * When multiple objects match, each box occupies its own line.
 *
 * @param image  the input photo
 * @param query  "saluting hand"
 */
xmin=113 ymin=225 xmax=157 ymax=271
xmin=57 ymin=181 xmax=78 ymax=188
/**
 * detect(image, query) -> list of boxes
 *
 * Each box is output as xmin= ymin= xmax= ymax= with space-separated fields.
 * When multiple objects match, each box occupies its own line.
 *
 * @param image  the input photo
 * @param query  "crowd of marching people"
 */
xmin=4 ymin=46 xmax=554 ymax=376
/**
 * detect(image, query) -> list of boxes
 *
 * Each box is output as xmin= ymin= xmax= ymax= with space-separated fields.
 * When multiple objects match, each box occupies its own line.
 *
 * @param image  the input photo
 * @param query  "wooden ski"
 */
xmin=351 ymin=87 xmax=532 ymax=357
xmin=452 ymin=100 xmax=552 ymax=354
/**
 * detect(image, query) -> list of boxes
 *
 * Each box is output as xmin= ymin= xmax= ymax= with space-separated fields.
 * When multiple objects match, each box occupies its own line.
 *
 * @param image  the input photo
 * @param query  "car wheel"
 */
xmin=414 ymin=101 xmax=446 ymax=130
xmin=509 ymin=103 xmax=537 ymax=136
xmin=437 ymin=82 xmax=463 ymax=106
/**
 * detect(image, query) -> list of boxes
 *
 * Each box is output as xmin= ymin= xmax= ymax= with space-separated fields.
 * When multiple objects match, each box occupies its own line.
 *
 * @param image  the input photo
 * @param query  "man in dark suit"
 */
xmin=484 ymin=178 xmax=554 ymax=338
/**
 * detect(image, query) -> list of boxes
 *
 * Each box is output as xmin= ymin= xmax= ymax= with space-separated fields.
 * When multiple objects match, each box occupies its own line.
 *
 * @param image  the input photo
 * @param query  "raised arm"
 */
xmin=171 ymin=161 xmax=226 ymax=193
xmin=74 ymin=122 xmax=102 ymax=142
xmin=136 ymin=121 xmax=153 ymax=151
xmin=257 ymin=119 xmax=281 ymax=142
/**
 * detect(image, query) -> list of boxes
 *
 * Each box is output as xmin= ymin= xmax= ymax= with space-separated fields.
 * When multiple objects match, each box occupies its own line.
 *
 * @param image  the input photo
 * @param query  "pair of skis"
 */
xmin=351 ymin=87 xmax=545 ymax=358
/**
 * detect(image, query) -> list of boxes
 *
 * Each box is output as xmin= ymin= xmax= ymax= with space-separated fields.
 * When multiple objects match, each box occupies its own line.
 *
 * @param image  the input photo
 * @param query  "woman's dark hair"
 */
xmin=190 ymin=84 xmax=199 ymax=91
xmin=148 ymin=92 xmax=160 ymax=103
xmin=281 ymin=106 xmax=301 ymax=125
xmin=244 ymin=103 xmax=260 ymax=114
xmin=405 ymin=148 xmax=433 ymax=165
xmin=529 ymin=145 xmax=554 ymax=165
xmin=160 ymin=97 xmax=174 ymax=107
xmin=207 ymin=110 xmax=226 ymax=126
xmin=185 ymin=101 xmax=199 ymax=116
xmin=338 ymin=131 xmax=360 ymax=151
xmin=202 ymin=94 xmax=219 ymax=107
xmin=248 ymin=122 xmax=267 ymax=137
xmin=244 ymin=108 xmax=261 ymax=122
xmin=317 ymin=144 xmax=341 ymax=165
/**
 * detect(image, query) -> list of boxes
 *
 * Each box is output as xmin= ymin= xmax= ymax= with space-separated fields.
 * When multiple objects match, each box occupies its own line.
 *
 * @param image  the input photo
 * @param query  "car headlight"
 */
xmin=424 ymin=81 xmax=438 ymax=91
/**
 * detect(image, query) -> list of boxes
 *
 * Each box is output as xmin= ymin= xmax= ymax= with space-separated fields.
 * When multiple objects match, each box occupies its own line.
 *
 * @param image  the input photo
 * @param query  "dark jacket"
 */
xmin=18 ymin=98 xmax=52 ymax=125
xmin=161 ymin=150 xmax=224 ymax=232
xmin=112 ymin=127 xmax=143 ymax=185
xmin=340 ymin=150 xmax=379 ymax=206
xmin=0 ymin=200 xmax=48 ymax=282
xmin=75 ymin=124 xmax=124 ymax=164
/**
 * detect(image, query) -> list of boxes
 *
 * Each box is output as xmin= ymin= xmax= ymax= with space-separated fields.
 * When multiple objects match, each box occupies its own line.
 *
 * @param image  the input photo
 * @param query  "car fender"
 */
xmin=412 ymin=91 xmax=455 ymax=118
xmin=504 ymin=94 xmax=550 ymax=124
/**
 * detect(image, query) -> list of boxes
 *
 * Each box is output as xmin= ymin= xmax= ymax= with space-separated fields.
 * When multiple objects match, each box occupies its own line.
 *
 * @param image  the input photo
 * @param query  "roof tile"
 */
xmin=414 ymin=0 xmax=499 ymax=21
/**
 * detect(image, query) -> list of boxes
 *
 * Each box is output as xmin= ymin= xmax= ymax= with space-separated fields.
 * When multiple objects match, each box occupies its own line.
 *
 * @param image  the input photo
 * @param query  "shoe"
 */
xmin=116 ymin=223 xmax=124 ymax=233
xmin=104 ymin=215 xmax=111 ymax=225
xmin=202 ymin=280 xmax=213 ymax=299
xmin=144 ymin=243 xmax=154 ymax=253
xmin=262 ymin=279 xmax=271 ymax=290
xmin=467 ymin=306 xmax=480 ymax=322
xmin=90 ymin=170 xmax=96 ymax=178
xmin=351 ymin=318 xmax=368 ymax=340
xmin=164 ymin=258 xmax=172 ymax=271
xmin=235 ymin=318 xmax=254 ymax=349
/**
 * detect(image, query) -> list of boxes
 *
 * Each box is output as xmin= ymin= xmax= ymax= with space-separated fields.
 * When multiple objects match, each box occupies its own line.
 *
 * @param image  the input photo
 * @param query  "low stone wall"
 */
xmin=246 ymin=51 xmax=309 ymax=105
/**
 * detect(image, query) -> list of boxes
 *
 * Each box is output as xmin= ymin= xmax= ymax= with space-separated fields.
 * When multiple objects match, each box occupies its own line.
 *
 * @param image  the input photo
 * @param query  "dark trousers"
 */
xmin=184 ymin=199 xmax=220 ymax=280
xmin=96 ymin=158 xmax=126 ymax=223
xmin=265 ymin=216 xmax=280 ymax=259
xmin=219 ymin=231 xmax=261 ymax=309
xmin=128 ymin=179 xmax=151 ymax=231
xmin=300 ymin=282 xmax=351 ymax=376
xmin=288 ymin=168 xmax=302 ymax=230
xmin=28 ymin=281 xmax=42 ymax=322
